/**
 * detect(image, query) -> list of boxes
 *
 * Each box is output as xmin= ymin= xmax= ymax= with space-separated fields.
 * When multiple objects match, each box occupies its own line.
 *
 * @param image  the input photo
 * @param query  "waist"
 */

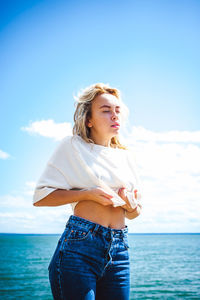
xmin=73 ymin=200 xmax=126 ymax=229
xmin=66 ymin=214 xmax=128 ymax=237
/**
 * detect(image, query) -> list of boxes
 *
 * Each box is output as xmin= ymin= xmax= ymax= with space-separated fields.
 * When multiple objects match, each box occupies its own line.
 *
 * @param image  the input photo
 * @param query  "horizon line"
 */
xmin=0 ymin=232 xmax=200 ymax=235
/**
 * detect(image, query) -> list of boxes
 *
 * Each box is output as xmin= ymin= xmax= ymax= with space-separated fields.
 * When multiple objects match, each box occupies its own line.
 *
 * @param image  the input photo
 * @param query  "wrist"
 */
xmin=79 ymin=188 xmax=92 ymax=201
xmin=126 ymin=204 xmax=139 ymax=213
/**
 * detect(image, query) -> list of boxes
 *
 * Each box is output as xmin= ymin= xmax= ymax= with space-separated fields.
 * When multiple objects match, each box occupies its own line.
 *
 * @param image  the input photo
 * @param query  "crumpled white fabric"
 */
xmin=33 ymin=134 xmax=142 ymax=211
xmin=126 ymin=191 xmax=142 ymax=209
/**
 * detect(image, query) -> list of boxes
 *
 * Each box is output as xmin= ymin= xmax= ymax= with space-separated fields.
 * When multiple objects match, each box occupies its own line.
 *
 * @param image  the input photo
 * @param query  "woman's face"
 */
xmin=87 ymin=93 xmax=121 ymax=146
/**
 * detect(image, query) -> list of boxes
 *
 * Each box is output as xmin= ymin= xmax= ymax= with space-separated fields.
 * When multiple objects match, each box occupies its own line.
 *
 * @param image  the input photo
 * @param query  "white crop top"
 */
xmin=33 ymin=134 xmax=142 ymax=212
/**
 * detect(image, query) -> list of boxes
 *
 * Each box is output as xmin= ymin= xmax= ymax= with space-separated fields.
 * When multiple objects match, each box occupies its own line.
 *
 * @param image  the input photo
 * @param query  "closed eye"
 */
xmin=103 ymin=110 xmax=121 ymax=113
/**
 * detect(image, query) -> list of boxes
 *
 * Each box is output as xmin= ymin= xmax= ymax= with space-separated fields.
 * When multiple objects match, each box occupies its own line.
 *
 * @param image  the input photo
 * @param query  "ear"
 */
xmin=86 ymin=119 xmax=92 ymax=128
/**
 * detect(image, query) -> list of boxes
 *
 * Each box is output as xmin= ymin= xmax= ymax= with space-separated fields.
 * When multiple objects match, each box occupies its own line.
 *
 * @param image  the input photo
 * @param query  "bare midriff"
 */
xmin=74 ymin=200 xmax=126 ymax=229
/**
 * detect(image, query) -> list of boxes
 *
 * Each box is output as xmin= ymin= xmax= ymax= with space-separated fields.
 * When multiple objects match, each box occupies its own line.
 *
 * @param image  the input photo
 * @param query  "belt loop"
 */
xmin=92 ymin=224 xmax=99 ymax=235
xmin=111 ymin=230 xmax=114 ymax=238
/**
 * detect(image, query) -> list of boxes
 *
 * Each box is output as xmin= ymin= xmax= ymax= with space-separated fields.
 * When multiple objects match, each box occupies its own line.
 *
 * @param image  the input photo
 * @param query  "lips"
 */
xmin=111 ymin=123 xmax=120 ymax=128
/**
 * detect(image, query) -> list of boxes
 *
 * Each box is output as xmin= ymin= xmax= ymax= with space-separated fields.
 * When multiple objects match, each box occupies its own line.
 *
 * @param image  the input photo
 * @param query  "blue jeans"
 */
xmin=48 ymin=215 xmax=130 ymax=300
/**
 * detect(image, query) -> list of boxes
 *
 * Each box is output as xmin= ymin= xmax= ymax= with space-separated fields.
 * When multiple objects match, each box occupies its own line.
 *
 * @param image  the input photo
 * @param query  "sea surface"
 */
xmin=0 ymin=233 xmax=199 ymax=299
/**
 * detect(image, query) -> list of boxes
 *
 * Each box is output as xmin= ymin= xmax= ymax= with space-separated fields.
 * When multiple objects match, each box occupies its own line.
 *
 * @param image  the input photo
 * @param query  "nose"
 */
xmin=111 ymin=111 xmax=118 ymax=120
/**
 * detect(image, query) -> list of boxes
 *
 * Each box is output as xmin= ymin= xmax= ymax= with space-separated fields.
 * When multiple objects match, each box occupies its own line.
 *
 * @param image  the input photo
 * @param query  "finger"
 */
xmin=122 ymin=204 xmax=128 ymax=210
xmin=98 ymin=188 xmax=114 ymax=199
xmin=102 ymin=193 xmax=113 ymax=199
xmin=103 ymin=197 xmax=113 ymax=205
xmin=97 ymin=188 xmax=112 ymax=198
xmin=118 ymin=187 xmax=126 ymax=196
xmin=97 ymin=195 xmax=113 ymax=205
xmin=100 ymin=194 xmax=113 ymax=204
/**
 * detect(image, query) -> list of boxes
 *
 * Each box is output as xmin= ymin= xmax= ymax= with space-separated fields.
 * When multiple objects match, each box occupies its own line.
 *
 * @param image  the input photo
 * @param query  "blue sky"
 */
xmin=0 ymin=0 xmax=200 ymax=233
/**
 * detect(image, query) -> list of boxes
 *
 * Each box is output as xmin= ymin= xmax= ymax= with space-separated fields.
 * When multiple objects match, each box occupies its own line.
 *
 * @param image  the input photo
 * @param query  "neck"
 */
xmin=90 ymin=133 xmax=111 ymax=147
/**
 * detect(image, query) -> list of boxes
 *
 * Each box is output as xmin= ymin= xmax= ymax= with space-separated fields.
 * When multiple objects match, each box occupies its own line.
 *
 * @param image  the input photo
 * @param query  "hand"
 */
xmin=85 ymin=187 xmax=114 ymax=206
xmin=118 ymin=188 xmax=138 ymax=213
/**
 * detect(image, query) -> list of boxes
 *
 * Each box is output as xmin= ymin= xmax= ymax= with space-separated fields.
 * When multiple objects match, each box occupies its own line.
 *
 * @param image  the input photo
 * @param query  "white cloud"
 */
xmin=0 ymin=194 xmax=31 ymax=209
xmin=125 ymin=126 xmax=200 ymax=233
xmin=0 ymin=192 xmax=73 ymax=234
xmin=0 ymin=149 xmax=10 ymax=159
xmin=129 ymin=126 xmax=200 ymax=143
xmin=22 ymin=119 xmax=72 ymax=140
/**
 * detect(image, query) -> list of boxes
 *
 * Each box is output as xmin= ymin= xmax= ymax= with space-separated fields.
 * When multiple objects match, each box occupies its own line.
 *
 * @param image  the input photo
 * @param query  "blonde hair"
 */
xmin=72 ymin=83 xmax=129 ymax=149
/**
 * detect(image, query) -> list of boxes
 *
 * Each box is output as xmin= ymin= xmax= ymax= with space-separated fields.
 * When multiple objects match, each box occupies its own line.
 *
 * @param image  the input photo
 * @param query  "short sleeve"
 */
xmin=33 ymin=137 xmax=72 ymax=205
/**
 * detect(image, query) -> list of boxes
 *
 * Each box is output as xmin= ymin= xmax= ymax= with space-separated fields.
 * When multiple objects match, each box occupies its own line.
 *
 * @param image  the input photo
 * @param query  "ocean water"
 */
xmin=0 ymin=233 xmax=199 ymax=299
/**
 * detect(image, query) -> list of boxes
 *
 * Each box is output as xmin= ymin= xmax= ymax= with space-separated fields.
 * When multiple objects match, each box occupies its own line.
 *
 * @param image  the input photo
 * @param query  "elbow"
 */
xmin=33 ymin=195 xmax=50 ymax=207
xmin=33 ymin=200 xmax=41 ymax=206
xmin=33 ymin=194 xmax=45 ymax=206
xmin=33 ymin=192 xmax=40 ymax=206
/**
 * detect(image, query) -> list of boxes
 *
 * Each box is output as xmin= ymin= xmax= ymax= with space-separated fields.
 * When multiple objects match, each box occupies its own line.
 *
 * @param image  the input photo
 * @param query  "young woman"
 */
xmin=33 ymin=83 xmax=142 ymax=300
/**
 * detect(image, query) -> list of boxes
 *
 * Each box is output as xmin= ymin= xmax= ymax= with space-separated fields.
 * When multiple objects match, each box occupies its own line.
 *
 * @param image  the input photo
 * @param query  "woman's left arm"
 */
xmin=124 ymin=203 xmax=142 ymax=220
xmin=118 ymin=188 xmax=142 ymax=220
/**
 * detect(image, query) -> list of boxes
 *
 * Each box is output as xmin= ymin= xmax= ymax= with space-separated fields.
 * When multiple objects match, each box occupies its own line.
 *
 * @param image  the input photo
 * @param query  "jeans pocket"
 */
xmin=64 ymin=226 xmax=92 ymax=242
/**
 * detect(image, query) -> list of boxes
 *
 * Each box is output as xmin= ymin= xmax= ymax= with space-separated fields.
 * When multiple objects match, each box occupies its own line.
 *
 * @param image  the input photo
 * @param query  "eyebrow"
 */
xmin=99 ymin=105 xmax=121 ymax=109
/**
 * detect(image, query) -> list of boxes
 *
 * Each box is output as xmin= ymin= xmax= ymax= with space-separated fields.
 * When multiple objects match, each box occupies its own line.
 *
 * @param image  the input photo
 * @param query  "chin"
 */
xmin=111 ymin=133 xmax=119 ymax=139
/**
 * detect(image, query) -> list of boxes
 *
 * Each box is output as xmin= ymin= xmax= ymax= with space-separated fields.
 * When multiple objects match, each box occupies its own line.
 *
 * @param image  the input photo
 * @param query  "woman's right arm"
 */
xmin=33 ymin=188 xmax=114 ymax=207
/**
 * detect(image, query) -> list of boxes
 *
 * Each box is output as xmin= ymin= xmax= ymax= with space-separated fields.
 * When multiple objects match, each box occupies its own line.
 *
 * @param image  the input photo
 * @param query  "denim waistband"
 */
xmin=66 ymin=215 xmax=128 ymax=237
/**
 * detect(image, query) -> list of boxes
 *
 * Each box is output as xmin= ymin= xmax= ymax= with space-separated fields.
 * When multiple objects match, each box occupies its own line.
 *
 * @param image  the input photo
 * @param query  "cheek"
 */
xmin=97 ymin=113 xmax=109 ymax=123
xmin=91 ymin=112 xmax=110 ymax=128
